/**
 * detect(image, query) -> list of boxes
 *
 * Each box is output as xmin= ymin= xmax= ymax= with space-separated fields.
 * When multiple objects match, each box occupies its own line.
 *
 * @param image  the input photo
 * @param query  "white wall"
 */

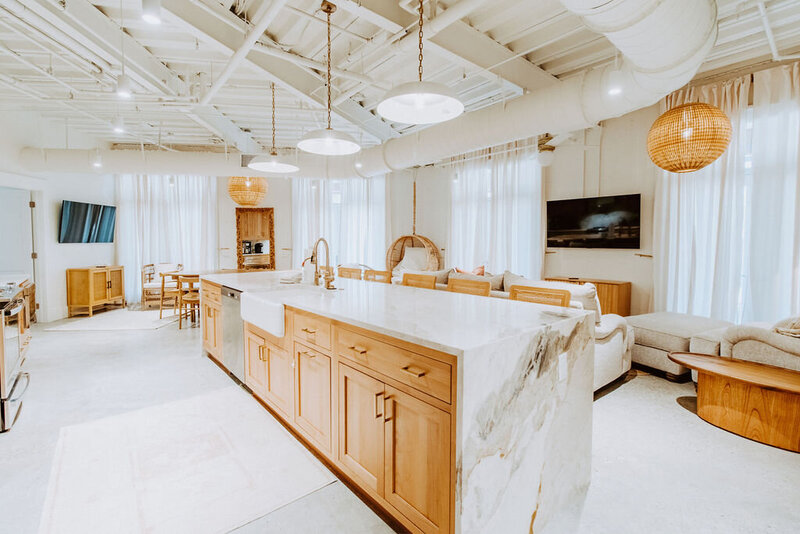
xmin=543 ymin=105 xmax=659 ymax=315
xmin=387 ymin=105 xmax=660 ymax=315
xmin=216 ymin=176 xmax=293 ymax=271
xmin=0 ymin=186 xmax=34 ymax=275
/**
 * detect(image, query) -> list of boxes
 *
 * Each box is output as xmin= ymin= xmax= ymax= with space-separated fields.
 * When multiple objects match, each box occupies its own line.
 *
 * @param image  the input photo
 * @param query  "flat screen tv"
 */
xmin=58 ymin=200 xmax=116 ymax=243
xmin=547 ymin=194 xmax=640 ymax=249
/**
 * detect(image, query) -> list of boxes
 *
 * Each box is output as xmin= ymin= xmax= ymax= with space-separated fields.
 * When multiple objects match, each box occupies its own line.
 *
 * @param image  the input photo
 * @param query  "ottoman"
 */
xmin=626 ymin=312 xmax=733 ymax=380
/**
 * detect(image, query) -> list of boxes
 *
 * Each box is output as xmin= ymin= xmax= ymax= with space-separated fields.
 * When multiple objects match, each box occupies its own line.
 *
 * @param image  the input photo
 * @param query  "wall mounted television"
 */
xmin=58 ymin=200 xmax=117 ymax=243
xmin=546 ymin=194 xmax=640 ymax=249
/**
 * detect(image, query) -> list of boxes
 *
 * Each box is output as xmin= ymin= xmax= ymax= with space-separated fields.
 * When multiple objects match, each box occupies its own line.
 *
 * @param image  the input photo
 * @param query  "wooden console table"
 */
xmin=66 ymin=266 xmax=125 ymax=317
xmin=545 ymin=277 xmax=631 ymax=316
xmin=669 ymin=352 xmax=800 ymax=453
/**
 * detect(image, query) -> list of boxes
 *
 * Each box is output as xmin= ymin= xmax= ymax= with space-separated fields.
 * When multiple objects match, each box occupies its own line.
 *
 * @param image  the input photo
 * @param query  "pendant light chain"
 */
xmin=418 ymin=0 xmax=424 ymax=83
xmin=326 ymin=7 xmax=332 ymax=130
xmin=271 ymin=82 xmax=276 ymax=155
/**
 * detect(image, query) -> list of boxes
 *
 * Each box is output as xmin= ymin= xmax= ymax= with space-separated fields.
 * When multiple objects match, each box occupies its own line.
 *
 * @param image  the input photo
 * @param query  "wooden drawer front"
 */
xmin=336 ymin=328 xmax=451 ymax=404
xmin=293 ymin=312 xmax=332 ymax=351
xmin=201 ymin=282 xmax=221 ymax=305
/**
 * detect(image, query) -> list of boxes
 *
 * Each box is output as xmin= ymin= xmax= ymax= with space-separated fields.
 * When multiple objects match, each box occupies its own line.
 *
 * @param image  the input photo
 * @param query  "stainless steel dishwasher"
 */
xmin=221 ymin=286 xmax=245 ymax=384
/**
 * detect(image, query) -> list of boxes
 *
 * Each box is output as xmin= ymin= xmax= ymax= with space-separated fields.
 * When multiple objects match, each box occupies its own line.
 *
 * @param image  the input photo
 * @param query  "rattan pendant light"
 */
xmin=248 ymin=83 xmax=299 ymax=173
xmin=647 ymin=102 xmax=732 ymax=173
xmin=228 ymin=176 xmax=268 ymax=206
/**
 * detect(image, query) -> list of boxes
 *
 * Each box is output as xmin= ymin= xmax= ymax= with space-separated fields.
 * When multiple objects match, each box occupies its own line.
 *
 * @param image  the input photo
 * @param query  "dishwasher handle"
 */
xmin=222 ymin=287 xmax=241 ymax=300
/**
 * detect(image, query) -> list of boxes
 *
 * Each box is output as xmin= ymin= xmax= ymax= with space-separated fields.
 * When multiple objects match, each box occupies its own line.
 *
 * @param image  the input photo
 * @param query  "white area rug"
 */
xmin=578 ymin=374 xmax=800 ymax=534
xmin=39 ymin=387 xmax=336 ymax=534
xmin=46 ymin=309 xmax=179 ymax=331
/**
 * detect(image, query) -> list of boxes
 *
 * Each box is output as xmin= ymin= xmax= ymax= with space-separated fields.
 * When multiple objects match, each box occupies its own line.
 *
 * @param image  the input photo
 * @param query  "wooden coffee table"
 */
xmin=668 ymin=352 xmax=800 ymax=453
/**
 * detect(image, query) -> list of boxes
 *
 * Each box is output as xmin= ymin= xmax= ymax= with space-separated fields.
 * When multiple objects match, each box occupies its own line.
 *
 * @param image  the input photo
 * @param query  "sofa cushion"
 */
xmin=627 ymin=312 xmax=732 ymax=353
xmin=392 ymin=267 xmax=451 ymax=285
xmin=396 ymin=247 xmax=429 ymax=271
xmin=450 ymin=271 xmax=503 ymax=291
xmin=503 ymin=272 xmax=601 ymax=323
xmin=689 ymin=326 xmax=729 ymax=356
xmin=774 ymin=316 xmax=800 ymax=338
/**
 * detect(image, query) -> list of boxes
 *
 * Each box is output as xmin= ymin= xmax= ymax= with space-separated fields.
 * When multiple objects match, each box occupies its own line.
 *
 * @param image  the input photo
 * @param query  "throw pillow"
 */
xmin=456 ymin=265 xmax=485 ymax=276
xmin=397 ymin=247 xmax=429 ymax=271
xmin=774 ymin=316 xmax=800 ymax=338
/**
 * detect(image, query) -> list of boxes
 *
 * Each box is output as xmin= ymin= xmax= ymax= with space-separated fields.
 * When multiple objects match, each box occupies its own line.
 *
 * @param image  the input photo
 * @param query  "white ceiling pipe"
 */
xmin=0 ymin=43 xmax=84 ymax=94
xmin=17 ymin=0 xmax=719 ymax=179
xmin=199 ymin=0 xmax=290 ymax=105
xmin=756 ymin=1 xmax=800 ymax=61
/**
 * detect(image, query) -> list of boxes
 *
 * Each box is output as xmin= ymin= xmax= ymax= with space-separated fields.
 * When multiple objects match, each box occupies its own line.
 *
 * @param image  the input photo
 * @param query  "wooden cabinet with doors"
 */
xmin=235 ymin=207 xmax=275 ymax=271
xmin=244 ymin=322 xmax=294 ymax=420
xmin=545 ymin=276 xmax=632 ymax=316
xmin=201 ymin=280 xmax=222 ymax=362
xmin=66 ymin=266 xmax=125 ymax=317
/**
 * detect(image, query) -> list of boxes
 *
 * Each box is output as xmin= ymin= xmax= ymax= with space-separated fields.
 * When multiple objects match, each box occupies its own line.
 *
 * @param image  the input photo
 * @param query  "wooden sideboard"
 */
xmin=545 ymin=276 xmax=631 ymax=316
xmin=66 ymin=266 xmax=125 ymax=317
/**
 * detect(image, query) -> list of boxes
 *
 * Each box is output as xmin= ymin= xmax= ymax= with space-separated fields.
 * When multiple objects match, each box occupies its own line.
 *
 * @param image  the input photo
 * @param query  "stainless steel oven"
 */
xmin=1 ymin=297 xmax=30 ymax=432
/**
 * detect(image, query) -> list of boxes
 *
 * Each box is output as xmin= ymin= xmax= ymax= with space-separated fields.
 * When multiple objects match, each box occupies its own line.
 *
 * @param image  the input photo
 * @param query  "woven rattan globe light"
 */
xmin=228 ymin=176 xmax=267 ymax=206
xmin=647 ymin=102 xmax=732 ymax=173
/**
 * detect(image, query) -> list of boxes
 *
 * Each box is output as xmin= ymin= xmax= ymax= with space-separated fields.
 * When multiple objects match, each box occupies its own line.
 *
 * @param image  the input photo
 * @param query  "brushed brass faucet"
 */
xmin=312 ymin=237 xmax=335 ymax=290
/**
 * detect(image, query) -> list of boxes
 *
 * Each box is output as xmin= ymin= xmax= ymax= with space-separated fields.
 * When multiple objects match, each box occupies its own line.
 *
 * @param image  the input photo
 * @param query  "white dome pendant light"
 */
xmin=249 ymin=83 xmax=300 ymax=173
xmin=297 ymin=1 xmax=360 ymax=156
xmin=141 ymin=0 xmax=161 ymax=25
xmin=377 ymin=0 xmax=463 ymax=125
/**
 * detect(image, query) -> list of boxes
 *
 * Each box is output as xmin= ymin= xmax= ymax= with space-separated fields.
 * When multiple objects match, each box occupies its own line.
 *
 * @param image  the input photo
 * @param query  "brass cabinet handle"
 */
xmin=301 ymin=327 xmax=317 ymax=334
xmin=400 ymin=365 xmax=426 ymax=378
xmin=207 ymin=306 xmax=212 ymax=317
xmin=348 ymin=345 xmax=368 ymax=355
xmin=299 ymin=350 xmax=316 ymax=359
xmin=258 ymin=346 xmax=267 ymax=362
xmin=374 ymin=392 xmax=383 ymax=419
xmin=383 ymin=395 xmax=393 ymax=422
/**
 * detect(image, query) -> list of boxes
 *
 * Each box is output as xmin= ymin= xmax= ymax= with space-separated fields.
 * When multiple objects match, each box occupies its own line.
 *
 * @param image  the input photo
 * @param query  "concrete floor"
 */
xmin=2 ymin=321 xmax=799 ymax=533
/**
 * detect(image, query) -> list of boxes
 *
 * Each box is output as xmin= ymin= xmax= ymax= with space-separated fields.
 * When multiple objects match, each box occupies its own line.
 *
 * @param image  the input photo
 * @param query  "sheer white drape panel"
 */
xmin=749 ymin=63 xmax=800 ymax=321
xmin=292 ymin=176 xmax=386 ymax=269
xmin=448 ymin=141 xmax=543 ymax=277
xmin=654 ymin=64 xmax=800 ymax=323
xmin=117 ymin=175 xmax=218 ymax=304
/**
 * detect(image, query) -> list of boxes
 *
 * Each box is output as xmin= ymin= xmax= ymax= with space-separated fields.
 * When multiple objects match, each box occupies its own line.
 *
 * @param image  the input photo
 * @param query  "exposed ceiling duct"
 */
xmin=18 ymin=0 xmax=719 ymax=178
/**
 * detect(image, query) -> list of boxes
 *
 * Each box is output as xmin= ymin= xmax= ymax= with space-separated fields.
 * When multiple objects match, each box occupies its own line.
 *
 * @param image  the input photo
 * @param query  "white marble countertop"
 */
xmin=242 ymin=277 xmax=591 ymax=355
xmin=201 ymin=270 xmax=300 ymax=292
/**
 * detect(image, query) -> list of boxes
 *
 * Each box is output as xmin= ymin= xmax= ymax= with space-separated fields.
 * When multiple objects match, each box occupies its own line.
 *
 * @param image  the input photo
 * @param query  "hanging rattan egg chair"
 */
xmin=385 ymin=179 xmax=444 ymax=272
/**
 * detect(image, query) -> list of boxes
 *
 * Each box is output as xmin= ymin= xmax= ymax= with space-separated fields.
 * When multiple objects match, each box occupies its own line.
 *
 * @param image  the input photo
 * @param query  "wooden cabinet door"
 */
xmin=202 ymin=303 xmax=220 ymax=357
xmin=294 ymin=344 xmax=332 ymax=454
xmin=337 ymin=363 xmax=385 ymax=496
xmin=108 ymin=267 xmax=124 ymax=301
xmin=264 ymin=343 xmax=294 ymax=419
xmin=384 ymin=386 xmax=450 ymax=534
xmin=213 ymin=306 xmax=223 ymax=358
xmin=245 ymin=328 xmax=268 ymax=398
xmin=91 ymin=269 xmax=108 ymax=304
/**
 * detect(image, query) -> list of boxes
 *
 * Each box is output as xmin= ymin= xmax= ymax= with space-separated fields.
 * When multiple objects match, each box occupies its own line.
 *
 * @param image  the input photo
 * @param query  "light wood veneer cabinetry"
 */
xmin=200 ymin=281 xmax=222 ymax=362
xmin=545 ymin=276 xmax=632 ymax=316
xmin=243 ymin=310 xmax=456 ymax=534
xmin=66 ymin=266 xmax=125 ymax=317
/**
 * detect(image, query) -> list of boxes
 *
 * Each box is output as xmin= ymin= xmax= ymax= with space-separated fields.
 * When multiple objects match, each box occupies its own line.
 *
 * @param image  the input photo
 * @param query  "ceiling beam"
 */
xmin=162 ymin=0 xmax=397 ymax=142
xmin=336 ymin=0 xmax=557 ymax=93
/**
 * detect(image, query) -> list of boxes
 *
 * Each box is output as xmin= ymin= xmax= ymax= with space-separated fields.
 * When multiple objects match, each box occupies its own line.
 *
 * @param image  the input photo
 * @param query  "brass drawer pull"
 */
xmin=401 ymin=365 xmax=426 ymax=378
xmin=348 ymin=345 xmax=368 ymax=355
xmin=258 ymin=346 xmax=267 ymax=362
xmin=301 ymin=327 xmax=317 ymax=335
xmin=300 ymin=351 xmax=316 ymax=359
xmin=374 ymin=392 xmax=383 ymax=419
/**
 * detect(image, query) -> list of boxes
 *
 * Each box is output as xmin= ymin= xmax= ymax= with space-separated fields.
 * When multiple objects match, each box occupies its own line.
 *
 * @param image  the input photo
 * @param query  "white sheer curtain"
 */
xmin=292 ymin=176 xmax=386 ymax=269
xmin=116 ymin=174 xmax=218 ymax=304
xmin=654 ymin=63 xmax=800 ymax=323
xmin=448 ymin=139 xmax=543 ymax=278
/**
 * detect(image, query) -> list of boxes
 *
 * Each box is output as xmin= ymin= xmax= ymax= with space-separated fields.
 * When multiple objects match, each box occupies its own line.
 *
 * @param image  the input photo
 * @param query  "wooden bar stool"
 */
xmin=177 ymin=275 xmax=200 ymax=329
xmin=509 ymin=285 xmax=571 ymax=306
xmin=159 ymin=272 xmax=181 ymax=319
xmin=447 ymin=278 xmax=491 ymax=297
xmin=402 ymin=273 xmax=436 ymax=290
xmin=338 ymin=267 xmax=363 ymax=280
xmin=364 ymin=270 xmax=391 ymax=284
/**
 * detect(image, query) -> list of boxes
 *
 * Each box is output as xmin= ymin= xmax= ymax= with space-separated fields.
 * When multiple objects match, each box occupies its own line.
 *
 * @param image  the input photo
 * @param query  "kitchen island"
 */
xmin=200 ymin=273 xmax=595 ymax=534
